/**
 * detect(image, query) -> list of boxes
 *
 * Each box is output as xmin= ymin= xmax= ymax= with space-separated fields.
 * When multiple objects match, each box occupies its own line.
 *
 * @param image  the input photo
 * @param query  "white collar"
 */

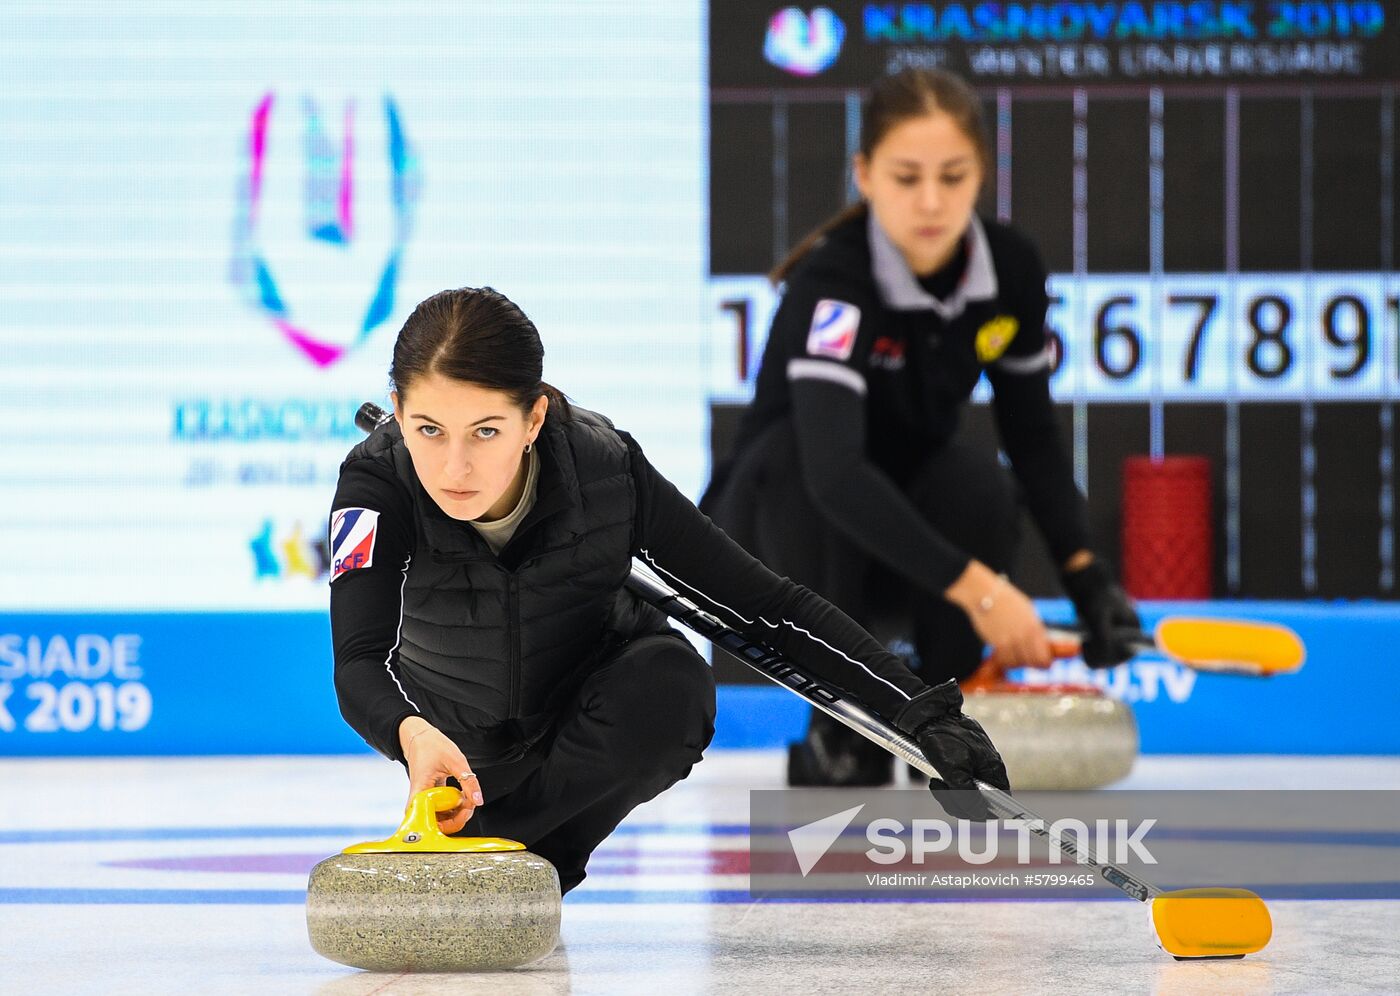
xmin=867 ymin=211 xmax=998 ymax=320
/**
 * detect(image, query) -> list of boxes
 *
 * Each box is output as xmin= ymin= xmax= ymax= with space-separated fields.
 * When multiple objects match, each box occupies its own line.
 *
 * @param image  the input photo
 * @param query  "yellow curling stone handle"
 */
xmin=343 ymin=786 xmax=526 ymax=854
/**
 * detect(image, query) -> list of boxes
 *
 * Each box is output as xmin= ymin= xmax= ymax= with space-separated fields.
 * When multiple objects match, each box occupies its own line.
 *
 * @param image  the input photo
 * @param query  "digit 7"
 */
xmin=1169 ymin=293 xmax=1219 ymax=382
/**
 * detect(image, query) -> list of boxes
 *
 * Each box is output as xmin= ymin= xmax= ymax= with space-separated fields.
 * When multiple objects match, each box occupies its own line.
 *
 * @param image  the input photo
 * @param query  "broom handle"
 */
xmin=624 ymin=559 xmax=1163 ymax=903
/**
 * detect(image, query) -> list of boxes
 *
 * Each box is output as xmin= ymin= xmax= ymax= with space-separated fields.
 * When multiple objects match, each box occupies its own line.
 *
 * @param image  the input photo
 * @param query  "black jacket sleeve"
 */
xmin=790 ymin=379 xmax=972 ymax=594
xmin=775 ymin=271 xmax=973 ymax=595
xmin=327 ymin=462 xmax=421 ymax=761
xmin=984 ymin=247 xmax=1091 ymax=566
xmin=624 ymin=432 xmax=929 ymax=722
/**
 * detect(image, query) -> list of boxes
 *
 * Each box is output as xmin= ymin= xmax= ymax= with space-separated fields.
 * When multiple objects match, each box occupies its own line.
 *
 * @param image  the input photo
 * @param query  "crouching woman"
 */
xmin=329 ymin=286 xmax=1008 ymax=893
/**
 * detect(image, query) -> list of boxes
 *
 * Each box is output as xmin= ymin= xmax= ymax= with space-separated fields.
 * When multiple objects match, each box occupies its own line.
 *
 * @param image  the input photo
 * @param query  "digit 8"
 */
xmin=1246 ymin=294 xmax=1293 ymax=380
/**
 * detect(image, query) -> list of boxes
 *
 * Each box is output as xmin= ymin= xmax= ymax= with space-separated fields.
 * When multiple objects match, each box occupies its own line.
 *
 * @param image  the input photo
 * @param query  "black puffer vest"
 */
xmin=343 ymin=406 xmax=674 ymax=763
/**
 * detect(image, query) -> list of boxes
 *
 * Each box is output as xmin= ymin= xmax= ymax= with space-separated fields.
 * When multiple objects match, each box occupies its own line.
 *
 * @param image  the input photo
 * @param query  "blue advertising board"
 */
xmin=714 ymin=601 xmax=1400 ymax=755
xmin=2 ymin=601 xmax=1395 ymax=756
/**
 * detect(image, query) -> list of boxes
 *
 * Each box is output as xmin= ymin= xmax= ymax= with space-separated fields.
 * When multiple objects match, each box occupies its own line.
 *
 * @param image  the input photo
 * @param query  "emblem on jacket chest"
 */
xmin=974 ymin=315 xmax=1019 ymax=364
xmin=870 ymin=335 xmax=907 ymax=371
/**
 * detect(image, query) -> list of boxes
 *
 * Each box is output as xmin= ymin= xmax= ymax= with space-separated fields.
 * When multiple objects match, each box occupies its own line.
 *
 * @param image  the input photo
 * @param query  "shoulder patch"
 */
xmin=806 ymin=299 xmax=862 ymax=361
xmin=330 ymin=507 xmax=380 ymax=581
xmin=975 ymin=315 xmax=1019 ymax=364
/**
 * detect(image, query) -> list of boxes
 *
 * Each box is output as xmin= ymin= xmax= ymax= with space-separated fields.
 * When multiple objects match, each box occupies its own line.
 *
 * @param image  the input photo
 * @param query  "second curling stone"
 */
xmin=961 ymin=681 xmax=1138 ymax=789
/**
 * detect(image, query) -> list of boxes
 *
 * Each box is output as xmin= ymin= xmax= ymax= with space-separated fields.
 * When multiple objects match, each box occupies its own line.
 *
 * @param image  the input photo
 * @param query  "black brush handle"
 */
xmin=355 ymin=402 xmax=393 ymax=434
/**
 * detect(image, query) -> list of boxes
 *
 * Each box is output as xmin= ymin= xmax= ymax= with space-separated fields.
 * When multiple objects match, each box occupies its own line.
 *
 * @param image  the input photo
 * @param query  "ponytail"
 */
xmin=769 ymin=201 xmax=868 ymax=286
xmin=538 ymin=381 xmax=572 ymax=422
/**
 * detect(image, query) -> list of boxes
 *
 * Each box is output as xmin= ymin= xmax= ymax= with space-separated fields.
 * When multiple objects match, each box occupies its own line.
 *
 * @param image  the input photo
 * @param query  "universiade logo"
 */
xmin=787 ymin=805 xmax=1157 ymax=877
xmin=764 ymin=6 xmax=846 ymax=77
xmin=230 ymin=93 xmax=422 ymax=368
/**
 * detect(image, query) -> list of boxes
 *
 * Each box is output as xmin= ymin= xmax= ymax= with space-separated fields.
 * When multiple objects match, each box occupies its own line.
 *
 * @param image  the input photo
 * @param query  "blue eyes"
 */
xmin=416 ymin=424 xmax=499 ymax=440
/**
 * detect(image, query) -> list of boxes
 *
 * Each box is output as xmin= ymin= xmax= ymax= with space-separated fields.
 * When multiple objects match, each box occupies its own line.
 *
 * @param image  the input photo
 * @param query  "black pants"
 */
xmin=454 ymin=634 xmax=716 ymax=894
xmin=709 ymin=418 xmax=1020 ymax=685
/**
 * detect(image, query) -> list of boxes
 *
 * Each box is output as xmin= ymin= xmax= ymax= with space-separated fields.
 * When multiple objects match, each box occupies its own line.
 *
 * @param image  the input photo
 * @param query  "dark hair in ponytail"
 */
xmin=389 ymin=286 xmax=571 ymax=420
xmin=770 ymin=68 xmax=992 ymax=285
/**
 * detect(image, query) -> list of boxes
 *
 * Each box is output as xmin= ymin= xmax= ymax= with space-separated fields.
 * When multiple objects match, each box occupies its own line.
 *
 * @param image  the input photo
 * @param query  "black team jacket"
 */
xmin=329 ymin=405 xmax=936 ymax=766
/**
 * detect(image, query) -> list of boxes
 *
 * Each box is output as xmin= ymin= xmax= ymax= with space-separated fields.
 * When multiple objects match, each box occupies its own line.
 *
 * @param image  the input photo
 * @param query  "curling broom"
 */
xmin=624 ymin=559 xmax=1273 ymax=961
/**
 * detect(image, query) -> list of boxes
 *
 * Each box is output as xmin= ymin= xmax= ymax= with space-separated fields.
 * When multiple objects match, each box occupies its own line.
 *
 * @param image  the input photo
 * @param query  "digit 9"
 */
xmin=1322 ymin=294 xmax=1370 ymax=380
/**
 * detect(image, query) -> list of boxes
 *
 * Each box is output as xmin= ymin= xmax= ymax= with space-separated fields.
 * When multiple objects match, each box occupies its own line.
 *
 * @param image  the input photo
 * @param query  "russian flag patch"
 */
xmin=806 ymin=299 xmax=861 ymax=361
xmin=330 ymin=508 xmax=379 ymax=581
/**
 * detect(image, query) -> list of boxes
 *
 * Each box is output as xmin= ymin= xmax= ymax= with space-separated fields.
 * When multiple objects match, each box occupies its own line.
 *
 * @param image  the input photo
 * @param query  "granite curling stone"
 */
xmin=960 ymin=681 xmax=1139 ymax=790
xmin=306 ymin=786 xmax=561 ymax=972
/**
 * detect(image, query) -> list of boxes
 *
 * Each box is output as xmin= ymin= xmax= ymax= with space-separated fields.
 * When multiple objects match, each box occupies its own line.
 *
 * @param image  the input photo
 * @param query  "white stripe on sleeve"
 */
xmin=787 ymin=358 xmax=868 ymax=396
xmin=384 ymin=555 xmax=420 ymax=711
xmin=995 ymin=346 xmax=1055 ymax=375
xmin=639 ymin=548 xmax=911 ymax=702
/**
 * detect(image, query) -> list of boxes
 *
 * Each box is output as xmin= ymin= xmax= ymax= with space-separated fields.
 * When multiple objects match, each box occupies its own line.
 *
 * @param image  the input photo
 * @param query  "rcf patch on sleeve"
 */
xmin=330 ymin=508 xmax=379 ymax=581
xmin=806 ymin=299 xmax=861 ymax=361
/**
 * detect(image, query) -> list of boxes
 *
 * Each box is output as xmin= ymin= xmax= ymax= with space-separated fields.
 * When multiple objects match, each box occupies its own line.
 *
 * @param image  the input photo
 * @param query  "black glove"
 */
xmin=1061 ymin=558 xmax=1140 ymax=668
xmin=894 ymin=679 xmax=1010 ymax=821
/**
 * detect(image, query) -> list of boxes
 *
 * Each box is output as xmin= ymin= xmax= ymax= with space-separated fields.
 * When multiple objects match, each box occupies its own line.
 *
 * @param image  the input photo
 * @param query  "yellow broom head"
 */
xmin=1154 ymin=618 xmax=1304 ymax=675
xmin=1150 ymin=887 xmax=1273 ymax=959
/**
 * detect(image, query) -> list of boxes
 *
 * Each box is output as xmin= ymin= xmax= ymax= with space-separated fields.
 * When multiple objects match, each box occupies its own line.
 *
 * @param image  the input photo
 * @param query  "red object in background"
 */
xmin=1121 ymin=456 xmax=1213 ymax=599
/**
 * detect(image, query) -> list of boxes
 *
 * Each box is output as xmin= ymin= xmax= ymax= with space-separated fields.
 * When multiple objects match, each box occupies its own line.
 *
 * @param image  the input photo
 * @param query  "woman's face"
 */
xmin=854 ymin=110 xmax=984 ymax=276
xmin=392 ymin=371 xmax=547 ymax=522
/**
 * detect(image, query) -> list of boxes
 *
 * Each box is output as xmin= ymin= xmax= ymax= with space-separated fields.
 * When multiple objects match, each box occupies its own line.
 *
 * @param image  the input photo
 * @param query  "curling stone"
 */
xmin=960 ymin=662 xmax=1138 ymax=789
xmin=306 ymin=786 xmax=560 ymax=972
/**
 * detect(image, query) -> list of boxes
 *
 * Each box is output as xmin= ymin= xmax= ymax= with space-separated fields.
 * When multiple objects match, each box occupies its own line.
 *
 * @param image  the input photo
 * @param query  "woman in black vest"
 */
xmin=702 ymin=69 xmax=1139 ymax=787
xmin=329 ymin=286 xmax=1008 ymax=893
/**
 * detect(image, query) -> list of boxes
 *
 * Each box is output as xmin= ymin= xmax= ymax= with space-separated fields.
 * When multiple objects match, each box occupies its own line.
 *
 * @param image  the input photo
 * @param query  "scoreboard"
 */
xmin=714 ymin=273 xmax=1400 ymax=402
xmin=707 ymin=1 xmax=1399 ymax=599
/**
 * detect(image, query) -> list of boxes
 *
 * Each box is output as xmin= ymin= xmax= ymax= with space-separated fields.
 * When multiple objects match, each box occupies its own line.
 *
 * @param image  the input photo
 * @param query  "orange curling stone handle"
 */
xmin=966 ymin=680 xmax=1106 ymax=696
xmin=962 ymin=634 xmax=1087 ymax=693
xmin=342 ymin=786 xmax=526 ymax=855
xmin=979 ymin=635 xmax=1085 ymax=676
